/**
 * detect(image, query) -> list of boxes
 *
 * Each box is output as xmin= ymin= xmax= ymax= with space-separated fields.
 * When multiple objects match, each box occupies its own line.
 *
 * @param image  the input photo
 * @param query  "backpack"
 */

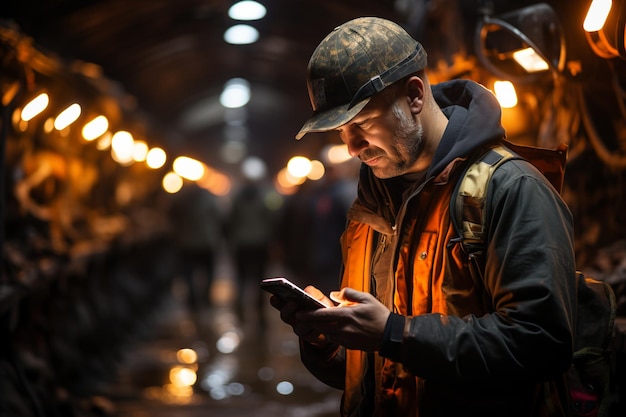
xmin=450 ymin=141 xmax=617 ymax=417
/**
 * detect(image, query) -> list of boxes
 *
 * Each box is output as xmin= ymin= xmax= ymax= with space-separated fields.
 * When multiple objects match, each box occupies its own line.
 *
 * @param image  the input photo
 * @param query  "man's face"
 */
xmin=337 ymin=94 xmax=424 ymax=179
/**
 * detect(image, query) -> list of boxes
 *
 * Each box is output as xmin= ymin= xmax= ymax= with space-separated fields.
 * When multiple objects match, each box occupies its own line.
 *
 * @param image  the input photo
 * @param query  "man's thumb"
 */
xmin=330 ymin=287 xmax=366 ymax=305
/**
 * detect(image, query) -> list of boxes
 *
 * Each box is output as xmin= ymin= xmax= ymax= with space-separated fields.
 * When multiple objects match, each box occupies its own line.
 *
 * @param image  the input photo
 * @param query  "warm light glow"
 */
xmin=275 ymin=169 xmax=291 ymax=189
xmin=307 ymin=160 xmax=325 ymax=180
xmin=111 ymin=130 xmax=135 ymax=164
xmin=213 ymin=175 xmax=232 ymax=196
xmin=177 ymin=348 xmax=198 ymax=364
xmin=146 ymin=147 xmax=167 ymax=169
xmin=21 ymin=93 xmax=49 ymax=121
xmin=132 ymin=140 xmax=149 ymax=162
xmin=54 ymin=103 xmax=81 ymax=130
xmin=325 ymin=144 xmax=352 ymax=164
xmin=170 ymin=366 xmax=197 ymax=387
xmin=162 ymin=383 xmax=193 ymax=403
xmin=82 ymin=115 xmax=109 ymax=141
xmin=512 ymin=48 xmax=549 ymax=73
xmin=494 ymin=81 xmax=518 ymax=108
xmin=197 ymin=167 xmax=232 ymax=196
xmin=274 ymin=171 xmax=299 ymax=195
xmin=43 ymin=118 xmax=55 ymax=133
xmin=163 ymin=172 xmax=184 ymax=193
xmin=97 ymin=132 xmax=112 ymax=150
xmin=277 ymin=167 xmax=306 ymax=188
xmin=173 ymin=156 xmax=205 ymax=181
xmin=287 ymin=156 xmax=312 ymax=178
xmin=584 ymin=0 xmax=612 ymax=32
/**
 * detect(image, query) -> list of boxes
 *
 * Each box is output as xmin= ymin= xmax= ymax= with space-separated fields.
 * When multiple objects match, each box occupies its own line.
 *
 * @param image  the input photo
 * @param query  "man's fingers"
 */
xmin=276 ymin=300 xmax=298 ymax=325
xmin=330 ymin=287 xmax=373 ymax=305
xmin=269 ymin=294 xmax=285 ymax=309
xmin=304 ymin=285 xmax=335 ymax=307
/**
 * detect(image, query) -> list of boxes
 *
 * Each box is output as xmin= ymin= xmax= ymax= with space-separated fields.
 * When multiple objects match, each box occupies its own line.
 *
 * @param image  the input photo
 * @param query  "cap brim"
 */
xmin=295 ymin=97 xmax=371 ymax=140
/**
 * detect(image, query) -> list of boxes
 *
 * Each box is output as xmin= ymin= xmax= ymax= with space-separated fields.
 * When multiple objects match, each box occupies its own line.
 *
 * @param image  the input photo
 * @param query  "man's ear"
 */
xmin=406 ymin=76 xmax=425 ymax=113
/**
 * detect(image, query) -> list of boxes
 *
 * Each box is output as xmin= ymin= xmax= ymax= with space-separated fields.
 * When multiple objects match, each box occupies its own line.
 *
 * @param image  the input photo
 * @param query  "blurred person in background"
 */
xmin=226 ymin=181 xmax=276 ymax=327
xmin=170 ymin=184 xmax=223 ymax=313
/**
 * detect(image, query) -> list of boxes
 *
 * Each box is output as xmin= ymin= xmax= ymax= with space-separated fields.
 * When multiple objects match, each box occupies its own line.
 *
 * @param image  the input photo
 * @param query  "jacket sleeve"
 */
xmin=386 ymin=159 xmax=577 ymax=383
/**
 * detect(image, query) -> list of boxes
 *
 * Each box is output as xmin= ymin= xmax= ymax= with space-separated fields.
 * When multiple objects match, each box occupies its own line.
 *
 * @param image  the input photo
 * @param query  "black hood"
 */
xmin=349 ymin=79 xmax=505 ymax=231
xmin=427 ymin=79 xmax=505 ymax=177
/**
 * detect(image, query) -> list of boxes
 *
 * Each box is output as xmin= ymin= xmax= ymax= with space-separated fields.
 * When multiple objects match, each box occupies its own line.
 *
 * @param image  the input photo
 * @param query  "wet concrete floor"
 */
xmin=100 ymin=256 xmax=342 ymax=417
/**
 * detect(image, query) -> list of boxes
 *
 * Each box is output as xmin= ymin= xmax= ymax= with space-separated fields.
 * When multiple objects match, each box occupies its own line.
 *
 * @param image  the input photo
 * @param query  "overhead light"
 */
xmin=512 ymin=48 xmax=550 ymax=73
xmin=475 ymin=3 xmax=565 ymax=82
xmin=583 ymin=0 xmax=612 ymax=32
xmin=20 ymin=92 xmax=49 ymax=121
xmin=584 ymin=0 xmax=626 ymax=59
xmin=163 ymin=172 xmax=184 ymax=194
xmin=228 ymin=1 xmax=267 ymax=21
xmin=307 ymin=160 xmax=325 ymax=180
xmin=111 ymin=130 xmax=135 ymax=164
xmin=82 ymin=115 xmax=109 ymax=141
xmin=54 ymin=103 xmax=81 ymax=130
xmin=220 ymin=78 xmax=250 ymax=108
xmin=223 ymin=24 xmax=259 ymax=45
xmin=286 ymin=156 xmax=312 ymax=178
xmin=146 ymin=147 xmax=167 ymax=169
xmin=173 ymin=156 xmax=205 ymax=181
xmin=132 ymin=140 xmax=149 ymax=162
xmin=493 ymin=80 xmax=518 ymax=108
xmin=241 ymin=156 xmax=267 ymax=180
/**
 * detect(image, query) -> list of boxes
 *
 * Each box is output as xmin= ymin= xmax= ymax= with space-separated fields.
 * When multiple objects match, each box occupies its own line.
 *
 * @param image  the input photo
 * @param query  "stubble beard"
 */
xmin=371 ymin=102 xmax=424 ymax=179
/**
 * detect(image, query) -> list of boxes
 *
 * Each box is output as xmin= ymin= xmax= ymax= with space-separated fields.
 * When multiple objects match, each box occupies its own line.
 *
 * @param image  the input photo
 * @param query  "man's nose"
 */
xmin=340 ymin=128 xmax=368 ymax=157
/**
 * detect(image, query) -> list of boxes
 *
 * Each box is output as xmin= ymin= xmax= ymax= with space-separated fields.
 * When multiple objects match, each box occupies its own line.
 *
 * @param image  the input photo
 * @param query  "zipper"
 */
xmin=392 ymin=177 xmax=435 ymax=316
xmin=370 ymin=231 xmax=390 ymax=296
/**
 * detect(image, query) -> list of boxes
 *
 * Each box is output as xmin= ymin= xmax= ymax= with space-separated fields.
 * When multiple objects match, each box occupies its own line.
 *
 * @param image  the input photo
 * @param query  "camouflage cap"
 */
xmin=296 ymin=17 xmax=427 ymax=140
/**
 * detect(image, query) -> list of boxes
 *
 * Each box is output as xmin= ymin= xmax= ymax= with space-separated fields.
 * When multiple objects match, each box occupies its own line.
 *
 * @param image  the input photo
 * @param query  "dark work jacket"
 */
xmin=300 ymin=79 xmax=577 ymax=417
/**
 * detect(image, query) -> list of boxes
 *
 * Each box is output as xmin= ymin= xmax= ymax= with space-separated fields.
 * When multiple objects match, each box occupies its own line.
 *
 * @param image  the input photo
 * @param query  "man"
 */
xmin=269 ymin=17 xmax=577 ymax=417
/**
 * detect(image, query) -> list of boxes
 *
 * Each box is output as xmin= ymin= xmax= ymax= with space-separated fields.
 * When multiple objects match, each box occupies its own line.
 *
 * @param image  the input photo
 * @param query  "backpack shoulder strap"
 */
xmin=451 ymin=144 xmax=518 ymax=254
xmin=448 ymin=144 xmax=519 ymax=302
xmin=451 ymin=141 xmax=568 ymax=256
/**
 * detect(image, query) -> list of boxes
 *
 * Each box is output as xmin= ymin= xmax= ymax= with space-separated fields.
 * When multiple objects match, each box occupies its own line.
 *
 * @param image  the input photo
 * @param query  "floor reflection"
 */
xmin=102 ymin=254 xmax=341 ymax=417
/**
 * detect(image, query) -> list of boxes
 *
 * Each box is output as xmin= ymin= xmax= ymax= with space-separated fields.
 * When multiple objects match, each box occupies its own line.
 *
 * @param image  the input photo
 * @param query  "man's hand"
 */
xmin=268 ymin=285 xmax=334 ymax=347
xmin=297 ymin=287 xmax=391 ymax=352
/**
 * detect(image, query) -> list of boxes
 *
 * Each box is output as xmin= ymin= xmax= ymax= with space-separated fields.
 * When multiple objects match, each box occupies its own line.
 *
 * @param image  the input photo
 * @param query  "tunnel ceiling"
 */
xmin=2 ymin=0 xmax=625 ymax=180
xmin=1 ymin=0 xmax=403 ymax=178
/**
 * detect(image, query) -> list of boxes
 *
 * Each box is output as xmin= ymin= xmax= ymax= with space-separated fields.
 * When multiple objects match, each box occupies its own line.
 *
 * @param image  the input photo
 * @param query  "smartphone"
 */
xmin=260 ymin=277 xmax=328 ymax=310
